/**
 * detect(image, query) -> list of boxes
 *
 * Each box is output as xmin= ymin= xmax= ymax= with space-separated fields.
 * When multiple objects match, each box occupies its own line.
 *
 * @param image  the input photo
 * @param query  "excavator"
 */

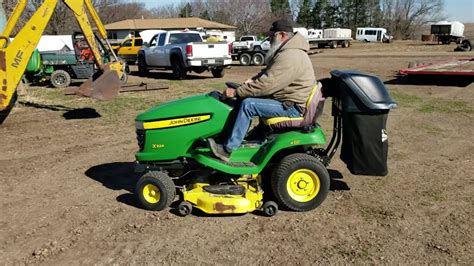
xmin=0 ymin=0 xmax=125 ymax=124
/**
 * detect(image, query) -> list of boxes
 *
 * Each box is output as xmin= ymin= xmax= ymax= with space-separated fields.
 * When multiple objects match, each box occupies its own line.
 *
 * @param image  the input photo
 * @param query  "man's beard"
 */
xmin=265 ymin=38 xmax=283 ymax=64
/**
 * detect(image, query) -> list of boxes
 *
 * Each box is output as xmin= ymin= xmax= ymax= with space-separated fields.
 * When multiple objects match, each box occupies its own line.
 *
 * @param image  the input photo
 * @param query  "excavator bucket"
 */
xmin=76 ymin=64 xmax=121 ymax=100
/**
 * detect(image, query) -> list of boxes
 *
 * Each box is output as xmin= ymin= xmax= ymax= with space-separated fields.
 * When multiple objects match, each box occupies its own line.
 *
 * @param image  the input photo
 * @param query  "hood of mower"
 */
xmin=135 ymin=93 xmax=233 ymax=161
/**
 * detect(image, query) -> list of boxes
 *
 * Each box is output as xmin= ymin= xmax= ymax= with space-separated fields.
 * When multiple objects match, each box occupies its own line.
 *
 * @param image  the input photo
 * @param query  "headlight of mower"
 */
xmin=135 ymin=121 xmax=144 ymax=130
xmin=135 ymin=121 xmax=145 ymax=151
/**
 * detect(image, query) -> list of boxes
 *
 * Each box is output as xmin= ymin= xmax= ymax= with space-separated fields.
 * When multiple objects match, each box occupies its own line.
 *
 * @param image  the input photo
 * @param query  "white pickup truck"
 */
xmin=138 ymin=30 xmax=232 ymax=79
xmin=232 ymin=36 xmax=260 ymax=53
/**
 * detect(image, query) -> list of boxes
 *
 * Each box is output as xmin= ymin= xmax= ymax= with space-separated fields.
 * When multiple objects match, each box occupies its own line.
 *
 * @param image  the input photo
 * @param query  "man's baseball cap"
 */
xmin=266 ymin=19 xmax=293 ymax=36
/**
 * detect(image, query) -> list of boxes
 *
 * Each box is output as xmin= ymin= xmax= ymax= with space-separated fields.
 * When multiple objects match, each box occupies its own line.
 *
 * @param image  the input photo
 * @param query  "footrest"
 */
xmin=223 ymin=161 xmax=257 ymax=167
xmin=203 ymin=185 xmax=246 ymax=195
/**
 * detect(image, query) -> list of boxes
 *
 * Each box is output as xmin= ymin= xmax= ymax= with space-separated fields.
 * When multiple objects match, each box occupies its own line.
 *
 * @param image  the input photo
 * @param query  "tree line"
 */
xmin=3 ymin=0 xmax=444 ymax=39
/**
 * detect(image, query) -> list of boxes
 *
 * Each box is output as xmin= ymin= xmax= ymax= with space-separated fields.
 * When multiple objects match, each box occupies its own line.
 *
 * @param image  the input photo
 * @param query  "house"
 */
xmin=104 ymin=17 xmax=237 ymax=43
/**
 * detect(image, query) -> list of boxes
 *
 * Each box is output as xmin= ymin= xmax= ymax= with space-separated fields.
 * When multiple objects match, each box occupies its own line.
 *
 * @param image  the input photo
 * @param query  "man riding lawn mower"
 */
xmin=133 ymin=21 xmax=397 ymax=216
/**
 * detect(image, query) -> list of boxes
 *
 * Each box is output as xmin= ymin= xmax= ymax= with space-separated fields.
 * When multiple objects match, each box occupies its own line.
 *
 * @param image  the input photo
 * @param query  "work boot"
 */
xmin=208 ymin=138 xmax=231 ymax=162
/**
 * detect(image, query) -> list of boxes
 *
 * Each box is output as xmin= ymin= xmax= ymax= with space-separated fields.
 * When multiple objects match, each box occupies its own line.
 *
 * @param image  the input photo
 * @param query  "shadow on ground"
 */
xmin=328 ymin=169 xmax=351 ymax=191
xmin=19 ymin=101 xmax=101 ymax=120
xmin=385 ymin=75 xmax=473 ymax=87
xmin=86 ymin=162 xmax=351 ymax=213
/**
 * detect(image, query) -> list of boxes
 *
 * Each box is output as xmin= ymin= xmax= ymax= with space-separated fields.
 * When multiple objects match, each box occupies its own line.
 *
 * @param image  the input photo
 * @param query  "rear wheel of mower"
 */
xmin=50 ymin=69 xmax=71 ymax=88
xmin=271 ymin=153 xmax=330 ymax=212
xmin=178 ymin=201 xmax=193 ymax=216
xmin=136 ymin=171 xmax=176 ymax=211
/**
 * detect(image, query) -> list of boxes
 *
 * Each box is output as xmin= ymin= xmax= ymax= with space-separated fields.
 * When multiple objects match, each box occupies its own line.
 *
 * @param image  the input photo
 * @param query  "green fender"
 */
xmin=191 ymin=128 xmax=327 ymax=175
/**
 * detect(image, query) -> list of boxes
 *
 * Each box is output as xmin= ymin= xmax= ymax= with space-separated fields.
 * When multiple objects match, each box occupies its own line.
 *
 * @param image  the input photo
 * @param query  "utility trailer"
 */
xmin=431 ymin=21 xmax=464 ymax=44
xmin=308 ymin=28 xmax=352 ymax=49
xmin=399 ymin=58 xmax=474 ymax=76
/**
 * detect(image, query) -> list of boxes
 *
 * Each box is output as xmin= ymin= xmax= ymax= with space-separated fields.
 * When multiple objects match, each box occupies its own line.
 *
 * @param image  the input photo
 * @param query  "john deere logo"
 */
xmin=143 ymin=115 xmax=211 ymax=130
xmin=170 ymin=117 xmax=202 ymax=125
xmin=291 ymin=140 xmax=301 ymax=145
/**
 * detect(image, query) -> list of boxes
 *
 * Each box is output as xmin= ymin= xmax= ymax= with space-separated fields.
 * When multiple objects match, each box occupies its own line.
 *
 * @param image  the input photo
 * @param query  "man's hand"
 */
xmin=244 ymin=78 xmax=253 ymax=84
xmin=223 ymin=88 xmax=236 ymax=99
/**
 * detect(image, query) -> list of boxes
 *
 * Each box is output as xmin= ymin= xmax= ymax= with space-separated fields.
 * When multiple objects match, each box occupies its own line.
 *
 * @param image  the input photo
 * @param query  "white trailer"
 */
xmin=308 ymin=28 xmax=352 ymax=48
xmin=431 ymin=21 xmax=464 ymax=44
xmin=356 ymin=27 xmax=392 ymax=43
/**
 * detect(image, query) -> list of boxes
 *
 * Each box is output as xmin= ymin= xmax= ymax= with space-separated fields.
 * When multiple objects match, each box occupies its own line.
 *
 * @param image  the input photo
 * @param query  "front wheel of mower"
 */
xmin=271 ymin=153 xmax=330 ymax=212
xmin=136 ymin=171 xmax=176 ymax=211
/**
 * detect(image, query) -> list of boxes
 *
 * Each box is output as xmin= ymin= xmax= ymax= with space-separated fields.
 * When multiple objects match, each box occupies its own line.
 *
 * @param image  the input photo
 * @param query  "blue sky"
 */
xmin=137 ymin=0 xmax=473 ymax=23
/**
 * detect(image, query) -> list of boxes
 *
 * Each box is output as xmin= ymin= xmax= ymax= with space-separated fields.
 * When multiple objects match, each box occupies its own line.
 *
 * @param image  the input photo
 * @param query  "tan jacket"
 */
xmin=236 ymin=32 xmax=316 ymax=108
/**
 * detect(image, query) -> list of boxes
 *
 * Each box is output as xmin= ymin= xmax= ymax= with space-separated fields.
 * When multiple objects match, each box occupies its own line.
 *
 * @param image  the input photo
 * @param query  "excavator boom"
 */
xmin=0 ymin=0 xmax=123 ymax=124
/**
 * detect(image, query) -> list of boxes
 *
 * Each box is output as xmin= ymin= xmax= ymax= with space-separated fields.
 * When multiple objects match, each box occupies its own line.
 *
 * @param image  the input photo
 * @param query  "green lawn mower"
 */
xmin=133 ymin=70 xmax=397 ymax=216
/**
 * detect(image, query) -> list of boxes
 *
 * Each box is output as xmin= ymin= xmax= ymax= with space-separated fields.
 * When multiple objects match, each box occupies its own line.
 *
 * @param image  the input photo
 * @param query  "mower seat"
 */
xmin=262 ymin=82 xmax=325 ymax=130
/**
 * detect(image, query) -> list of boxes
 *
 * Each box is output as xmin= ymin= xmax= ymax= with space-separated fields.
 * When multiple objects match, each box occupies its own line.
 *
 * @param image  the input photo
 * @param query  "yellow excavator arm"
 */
xmin=0 ymin=0 xmax=123 ymax=123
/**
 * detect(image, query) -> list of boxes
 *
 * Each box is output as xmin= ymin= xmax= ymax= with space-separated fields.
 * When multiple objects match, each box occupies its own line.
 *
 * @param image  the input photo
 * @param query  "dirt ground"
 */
xmin=1 ymin=41 xmax=473 ymax=264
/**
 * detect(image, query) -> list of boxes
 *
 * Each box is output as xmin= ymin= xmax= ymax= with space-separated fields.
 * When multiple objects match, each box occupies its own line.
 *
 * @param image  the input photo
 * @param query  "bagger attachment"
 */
xmin=75 ymin=63 xmax=121 ymax=101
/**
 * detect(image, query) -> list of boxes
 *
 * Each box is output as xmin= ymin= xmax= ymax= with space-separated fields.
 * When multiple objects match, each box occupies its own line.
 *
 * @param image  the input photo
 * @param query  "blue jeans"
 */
xmin=224 ymin=98 xmax=302 ymax=151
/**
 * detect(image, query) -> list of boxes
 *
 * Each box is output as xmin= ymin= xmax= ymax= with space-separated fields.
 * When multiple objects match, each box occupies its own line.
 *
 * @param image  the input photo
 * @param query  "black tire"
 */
xmin=171 ymin=59 xmax=187 ymax=80
xmin=262 ymin=201 xmax=278 ymax=217
xmin=178 ymin=201 xmax=192 ymax=216
xmin=136 ymin=171 xmax=176 ymax=211
xmin=462 ymin=40 xmax=472 ymax=51
xmin=341 ymin=40 xmax=350 ymax=48
xmin=253 ymin=46 xmax=262 ymax=51
xmin=271 ymin=153 xmax=330 ymax=212
xmin=329 ymin=41 xmax=337 ymax=49
xmin=124 ymin=64 xmax=131 ymax=74
xmin=50 ymin=69 xmax=71 ymax=88
xmin=0 ymin=91 xmax=17 ymax=125
xmin=211 ymin=68 xmax=225 ymax=78
xmin=138 ymin=56 xmax=148 ymax=77
xmin=252 ymin=53 xmax=265 ymax=66
xmin=239 ymin=53 xmax=251 ymax=66
xmin=119 ymin=72 xmax=128 ymax=85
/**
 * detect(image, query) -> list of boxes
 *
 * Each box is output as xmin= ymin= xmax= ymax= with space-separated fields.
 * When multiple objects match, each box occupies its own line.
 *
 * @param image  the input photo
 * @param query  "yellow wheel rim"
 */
xmin=142 ymin=184 xmax=160 ymax=204
xmin=286 ymin=169 xmax=320 ymax=202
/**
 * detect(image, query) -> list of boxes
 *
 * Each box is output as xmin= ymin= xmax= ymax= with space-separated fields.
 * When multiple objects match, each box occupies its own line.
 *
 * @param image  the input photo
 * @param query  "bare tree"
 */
xmin=380 ymin=0 xmax=444 ymax=39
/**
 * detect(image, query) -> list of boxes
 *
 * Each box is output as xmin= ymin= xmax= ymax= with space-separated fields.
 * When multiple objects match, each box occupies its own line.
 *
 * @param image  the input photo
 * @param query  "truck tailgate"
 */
xmin=189 ymin=42 xmax=230 ymax=59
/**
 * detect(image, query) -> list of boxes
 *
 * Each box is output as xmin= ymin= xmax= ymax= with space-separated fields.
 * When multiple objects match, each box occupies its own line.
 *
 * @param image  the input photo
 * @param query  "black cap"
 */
xmin=266 ymin=19 xmax=293 ymax=36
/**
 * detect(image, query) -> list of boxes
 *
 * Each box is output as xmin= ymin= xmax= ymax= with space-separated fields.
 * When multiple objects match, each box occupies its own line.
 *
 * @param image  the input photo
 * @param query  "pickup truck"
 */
xmin=138 ymin=30 xmax=232 ymax=79
xmin=232 ymin=36 xmax=259 ymax=53
xmin=112 ymin=37 xmax=143 ymax=64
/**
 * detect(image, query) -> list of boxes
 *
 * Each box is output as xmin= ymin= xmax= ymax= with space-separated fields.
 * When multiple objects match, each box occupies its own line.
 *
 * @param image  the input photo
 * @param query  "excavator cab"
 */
xmin=0 ymin=0 xmax=124 ymax=124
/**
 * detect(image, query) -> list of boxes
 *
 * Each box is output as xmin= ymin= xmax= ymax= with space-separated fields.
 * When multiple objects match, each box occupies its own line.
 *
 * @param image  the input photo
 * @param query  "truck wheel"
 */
xmin=119 ymin=72 xmax=128 ymax=85
xmin=0 ymin=91 xmax=17 ymax=125
xmin=341 ymin=41 xmax=350 ymax=48
xmin=271 ymin=153 xmax=330 ymax=212
xmin=253 ymin=46 xmax=262 ymax=51
xmin=211 ymin=68 xmax=225 ymax=78
xmin=136 ymin=171 xmax=176 ymax=211
xmin=329 ymin=41 xmax=337 ymax=49
xmin=171 ymin=60 xmax=187 ymax=80
xmin=252 ymin=53 xmax=265 ymax=66
xmin=462 ymin=40 xmax=472 ymax=51
xmin=138 ymin=56 xmax=148 ymax=77
xmin=50 ymin=70 xmax=71 ymax=88
xmin=239 ymin=53 xmax=251 ymax=66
